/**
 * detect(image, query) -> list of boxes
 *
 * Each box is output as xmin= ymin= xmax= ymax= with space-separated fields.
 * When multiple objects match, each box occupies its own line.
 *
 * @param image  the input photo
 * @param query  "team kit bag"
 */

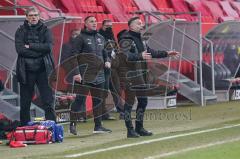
xmin=13 ymin=125 xmax=52 ymax=144
xmin=8 ymin=120 xmax=63 ymax=146
xmin=28 ymin=120 xmax=64 ymax=143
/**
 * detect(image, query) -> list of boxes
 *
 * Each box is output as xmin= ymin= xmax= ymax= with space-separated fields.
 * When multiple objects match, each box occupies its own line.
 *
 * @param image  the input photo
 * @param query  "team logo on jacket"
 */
xmin=97 ymin=38 xmax=103 ymax=45
xmin=87 ymin=39 xmax=92 ymax=44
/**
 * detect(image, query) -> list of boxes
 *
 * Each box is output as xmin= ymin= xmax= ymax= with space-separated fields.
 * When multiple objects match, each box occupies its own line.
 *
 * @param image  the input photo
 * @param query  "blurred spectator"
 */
xmin=99 ymin=19 xmax=124 ymax=120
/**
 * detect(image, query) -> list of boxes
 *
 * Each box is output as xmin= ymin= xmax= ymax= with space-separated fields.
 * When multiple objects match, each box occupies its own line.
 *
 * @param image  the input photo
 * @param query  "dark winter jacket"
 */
xmin=15 ymin=20 xmax=55 ymax=84
xmin=61 ymin=37 xmax=75 ymax=63
xmin=71 ymin=29 xmax=109 ymax=85
xmin=116 ymin=30 xmax=168 ymax=89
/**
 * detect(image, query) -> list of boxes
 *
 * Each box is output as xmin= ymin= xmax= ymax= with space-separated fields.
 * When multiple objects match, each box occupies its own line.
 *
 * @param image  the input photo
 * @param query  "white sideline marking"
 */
xmin=145 ymin=137 xmax=240 ymax=159
xmin=65 ymin=124 xmax=240 ymax=158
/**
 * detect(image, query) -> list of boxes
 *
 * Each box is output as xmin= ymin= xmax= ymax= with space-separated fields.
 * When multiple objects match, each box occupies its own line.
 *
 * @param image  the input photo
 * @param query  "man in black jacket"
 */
xmin=70 ymin=16 xmax=112 ymax=134
xmin=119 ymin=17 xmax=179 ymax=138
xmin=99 ymin=19 xmax=124 ymax=120
xmin=15 ymin=7 xmax=56 ymax=126
xmin=61 ymin=29 xmax=87 ymax=124
xmin=61 ymin=29 xmax=81 ymax=62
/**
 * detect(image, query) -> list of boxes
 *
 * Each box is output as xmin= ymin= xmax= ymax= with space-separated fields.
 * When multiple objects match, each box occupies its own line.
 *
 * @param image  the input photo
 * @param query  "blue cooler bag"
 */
xmin=28 ymin=120 xmax=64 ymax=142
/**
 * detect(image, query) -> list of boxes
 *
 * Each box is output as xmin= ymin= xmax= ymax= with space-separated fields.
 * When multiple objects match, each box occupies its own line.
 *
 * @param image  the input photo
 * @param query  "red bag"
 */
xmin=12 ymin=125 xmax=52 ymax=144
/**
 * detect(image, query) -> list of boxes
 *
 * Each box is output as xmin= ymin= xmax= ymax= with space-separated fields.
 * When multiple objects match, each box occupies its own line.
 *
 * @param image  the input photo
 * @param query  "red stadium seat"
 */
xmin=0 ymin=0 xmax=25 ymax=15
xmin=59 ymin=0 xmax=78 ymax=13
xmin=17 ymin=0 xmax=60 ymax=19
xmin=107 ymin=14 xmax=115 ymax=21
xmin=185 ymin=0 xmax=212 ymax=17
xmin=133 ymin=0 xmax=156 ymax=12
xmin=230 ymin=1 xmax=240 ymax=16
xmin=219 ymin=1 xmax=239 ymax=19
xmin=202 ymin=0 xmax=229 ymax=22
xmin=171 ymin=0 xmax=190 ymax=13
xmin=100 ymin=0 xmax=129 ymax=22
xmin=151 ymin=0 xmax=171 ymax=9
xmin=90 ymin=0 xmax=97 ymax=6
xmin=96 ymin=13 xmax=104 ymax=22
xmin=97 ymin=6 xmax=104 ymax=12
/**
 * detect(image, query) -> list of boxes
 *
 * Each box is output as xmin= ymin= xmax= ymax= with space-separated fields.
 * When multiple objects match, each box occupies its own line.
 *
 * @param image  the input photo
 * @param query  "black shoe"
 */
xmin=135 ymin=128 xmax=153 ymax=136
xmin=69 ymin=124 xmax=78 ymax=135
xmin=93 ymin=126 xmax=112 ymax=134
xmin=127 ymin=129 xmax=140 ymax=138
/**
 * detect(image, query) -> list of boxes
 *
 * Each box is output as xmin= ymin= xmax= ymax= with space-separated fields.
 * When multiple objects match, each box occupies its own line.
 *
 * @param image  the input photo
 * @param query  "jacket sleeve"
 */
xmin=15 ymin=28 xmax=43 ymax=58
xmin=72 ymin=35 xmax=83 ymax=54
xmin=147 ymin=46 xmax=168 ymax=58
xmin=102 ymin=39 xmax=111 ymax=63
xmin=29 ymin=29 xmax=53 ymax=53
xmin=102 ymin=49 xmax=110 ymax=63
xmin=119 ymin=38 xmax=143 ymax=61
xmin=70 ymin=35 xmax=84 ymax=76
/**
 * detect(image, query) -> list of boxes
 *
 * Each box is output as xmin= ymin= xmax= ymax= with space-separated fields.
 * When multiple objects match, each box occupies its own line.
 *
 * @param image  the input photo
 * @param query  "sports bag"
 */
xmin=12 ymin=125 xmax=52 ymax=144
xmin=28 ymin=120 xmax=64 ymax=142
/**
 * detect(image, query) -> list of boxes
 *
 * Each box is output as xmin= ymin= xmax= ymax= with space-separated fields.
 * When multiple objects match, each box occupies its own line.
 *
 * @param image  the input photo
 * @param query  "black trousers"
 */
xmin=124 ymin=87 xmax=148 ymax=130
xmin=102 ymin=69 xmax=123 ymax=117
xmin=70 ymin=82 xmax=105 ymax=128
xmin=20 ymin=70 xmax=56 ymax=126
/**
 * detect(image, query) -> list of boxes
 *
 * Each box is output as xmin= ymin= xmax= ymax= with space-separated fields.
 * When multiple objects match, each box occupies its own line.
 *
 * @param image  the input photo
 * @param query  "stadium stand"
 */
xmin=150 ymin=0 xmax=174 ymax=17
xmin=170 ymin=0 xmax=193 ymax=21
xmin=16 ymin=0 xmax=60 ymax=19
xmin=185 ymin=0 xmax=214 ymax=23
xmin=1 ymin=0 xmax=240 ymax=23
xmin=219 ymin=0 xmax=239 ymax=19
xmin=99 ymin=0 xmax=128 ymax=22
xmin=202 ymin=0 xmax=234 ymax=22
xmin=0 ymin=0 xmax=25 ymax=15
xmin=231 ymin=1 xmax=240 ymax=16
xmin=151 ymin=0 xmax=171 ymax=9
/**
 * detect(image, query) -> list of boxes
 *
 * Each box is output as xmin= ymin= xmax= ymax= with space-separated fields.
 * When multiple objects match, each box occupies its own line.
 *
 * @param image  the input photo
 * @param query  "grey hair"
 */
xmin=25 ymin=6 xmax=39 ymax=16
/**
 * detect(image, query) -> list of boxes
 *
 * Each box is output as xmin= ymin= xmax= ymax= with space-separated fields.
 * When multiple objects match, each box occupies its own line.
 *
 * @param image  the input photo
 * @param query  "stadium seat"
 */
xmin=96 ymin=13 xmax=104 ymax=22
xmin=0 ymin=0 xmax=25 ymax=15
xmin=185 ymin=0 xmax=215 ymax=22
xmin=133 ymin=0 xmax=157 ymax=12
xmin=185 ymin=0 xmax=212 ymax=17
xmin=100 ymin=0 xmax=129 ymax=22
xmin=17 ymin=0 xmax=59 ymax=19
xmin=151 ymin=0 xmax=171 ymax=9
xmin=219 ymin=1 xmax=239 ymax=19
xmin=202 ymin=0 xmax=231 ymax=22
xmin=230 ymin=1 xmax=240 ymax=16
xmin=107 ymin=14 xmax=115 ymax=21
xmin=170 ymin=0 xmax=193 ymax=21
xmin=171 ymin=0 xmax=190 ymax=13
xmin=58 ymin=0 xmax=78 ymax=13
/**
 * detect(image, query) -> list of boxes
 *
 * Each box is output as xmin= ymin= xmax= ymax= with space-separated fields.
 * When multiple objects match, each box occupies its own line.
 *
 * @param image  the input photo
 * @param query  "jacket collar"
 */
xmin=81 ymin=29 xmax=98 ymax=35
xmin=23 ymin=20 xmax=44 ymax=30
xmin=129 ymin=30 xmax=141 ymax=38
